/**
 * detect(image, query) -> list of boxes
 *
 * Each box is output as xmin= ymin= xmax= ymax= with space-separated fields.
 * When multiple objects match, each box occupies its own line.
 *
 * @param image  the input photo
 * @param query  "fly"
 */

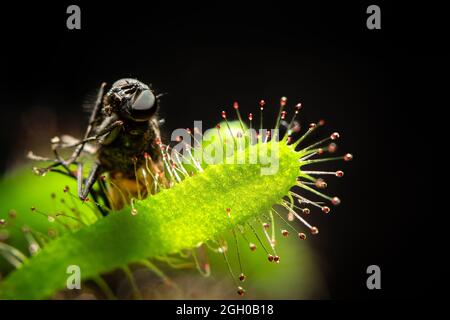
xmin=28 ymin=78 xmax=165 ymax=213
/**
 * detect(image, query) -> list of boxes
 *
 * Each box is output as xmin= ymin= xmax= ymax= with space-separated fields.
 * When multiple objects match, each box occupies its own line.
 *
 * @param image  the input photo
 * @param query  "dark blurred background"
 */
xmin=0 ymin=1 xmax=445 ymax=298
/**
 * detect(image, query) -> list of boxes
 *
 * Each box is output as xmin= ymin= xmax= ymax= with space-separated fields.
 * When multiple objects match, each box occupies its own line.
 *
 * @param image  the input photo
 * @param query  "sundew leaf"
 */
xmin=0 ymin=168 xmax=325 ymax=300
xmin=0 ymin=168 xmax=93 ymax=272
xmin=1 ymin=115 xmax=352 ymax=299
xmin=0 ymin=139 xmax=302 ymax=299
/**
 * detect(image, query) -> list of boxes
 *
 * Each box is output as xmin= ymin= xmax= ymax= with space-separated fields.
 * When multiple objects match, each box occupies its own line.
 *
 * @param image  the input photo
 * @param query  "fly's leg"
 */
xmin=45 ymin=159 xmax=107 ymax=213
xmin=65 ymin=82 xmax=106 ymax=164
xmin=29 ymin=155 xmax=107 ymax=213
xmin=28 ymin=82 xmax=107 ymax=174
xmin=56 ymin=120 xmax=123 ymax=149
xmin=28 ymin=152 xmax=75 ymax=177
xmin=37 ymin=118 xmax=122 ymax=178
xmin=29 ymin=117 xmax=122 ymax=193
xmin=51 ymin=135 xmax=97 ymax=154
xmin=52 ymin=143 xmax=75 ymax=176
xmin=28 ymin=148 xmax=76 ymax=177
xmin=97 ymin=175 xmax=111 ymax=209
xmin=77 ymin=162 xmax=102 ymax=201
xmin=77 ymin=162 xmax=109 ymax=216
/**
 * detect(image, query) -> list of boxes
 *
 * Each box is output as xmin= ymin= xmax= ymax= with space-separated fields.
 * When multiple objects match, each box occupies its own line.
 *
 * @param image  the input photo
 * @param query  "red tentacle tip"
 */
xmin=344 ymin=153 xmax=353 ymax=161
xmin=332 ymin=197 xmax=341 ymax=206
xmin=331 ymin=132 xmax=340 ymax=140
xmin=328 ymin=143 xmax=337 ymax=153
xmin=335 ymin=170 xmax=344 ymax=177
xmin=259 ymin=100 xmax=266 ymax=110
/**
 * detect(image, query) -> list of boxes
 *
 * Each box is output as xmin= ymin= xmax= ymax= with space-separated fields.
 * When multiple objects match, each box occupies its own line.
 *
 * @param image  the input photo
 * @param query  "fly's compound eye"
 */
xmin=129 ymin=89 xmax=157 ymax=121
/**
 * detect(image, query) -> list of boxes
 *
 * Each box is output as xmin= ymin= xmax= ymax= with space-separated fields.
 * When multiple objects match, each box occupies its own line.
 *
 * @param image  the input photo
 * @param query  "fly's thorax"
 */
xmin=97 ymin=117 xmax=162 ymax=177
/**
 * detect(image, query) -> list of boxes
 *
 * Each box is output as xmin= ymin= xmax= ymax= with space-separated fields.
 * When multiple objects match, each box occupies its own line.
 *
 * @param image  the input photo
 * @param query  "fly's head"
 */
xmin=104 ymin=78 xmax=158 ymax=122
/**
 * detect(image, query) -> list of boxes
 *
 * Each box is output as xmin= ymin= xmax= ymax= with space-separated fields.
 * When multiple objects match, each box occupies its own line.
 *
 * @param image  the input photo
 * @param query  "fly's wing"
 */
xmin=58 ymin=134 xmax=99 ymax=154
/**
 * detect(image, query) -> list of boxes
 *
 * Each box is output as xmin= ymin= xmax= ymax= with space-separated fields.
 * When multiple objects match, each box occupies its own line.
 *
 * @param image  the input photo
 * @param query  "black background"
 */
xmin=0 ymin=1 xmax=445 ymax=299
